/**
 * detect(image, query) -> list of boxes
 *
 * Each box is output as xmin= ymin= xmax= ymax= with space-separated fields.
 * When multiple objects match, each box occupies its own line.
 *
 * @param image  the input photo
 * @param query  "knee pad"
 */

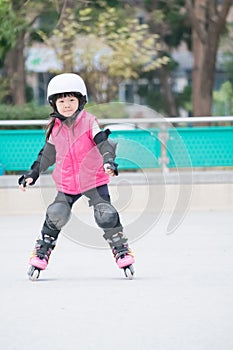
xmin=94 ymin=202 xmax=119 ymax=229
xmin=46 ymin=202 xmax=71 ymax=230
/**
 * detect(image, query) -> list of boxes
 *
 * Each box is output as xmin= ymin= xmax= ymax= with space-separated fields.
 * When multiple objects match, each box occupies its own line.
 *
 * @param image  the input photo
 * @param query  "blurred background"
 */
xmin=0 ymin=0 xmax=232 ymax=115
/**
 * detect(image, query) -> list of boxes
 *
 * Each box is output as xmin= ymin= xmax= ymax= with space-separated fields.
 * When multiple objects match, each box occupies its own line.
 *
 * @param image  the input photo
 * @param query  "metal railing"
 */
xmin=0 ymin=116 xmax=233 ymax=126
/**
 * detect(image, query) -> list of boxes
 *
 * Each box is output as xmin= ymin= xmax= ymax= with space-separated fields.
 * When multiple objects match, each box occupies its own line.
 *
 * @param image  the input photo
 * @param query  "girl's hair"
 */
xmin=46 ymin=92 xmax=86 ymax=141
xmin=46 ymin=118 xmax=56 ymax=142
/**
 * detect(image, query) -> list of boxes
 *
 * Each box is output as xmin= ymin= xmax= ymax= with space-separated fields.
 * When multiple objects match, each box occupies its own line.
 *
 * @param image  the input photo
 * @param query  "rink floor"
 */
xmin=0 ymin=209 xmax=233 ymax=350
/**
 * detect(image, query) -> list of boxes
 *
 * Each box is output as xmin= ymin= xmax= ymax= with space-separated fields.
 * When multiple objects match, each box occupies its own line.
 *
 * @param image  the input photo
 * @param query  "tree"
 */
xmin=185 ymin=0 xmax=232 ymax=116
xmin=143 ymin=0 xmax=191 ymax=116
xmin=46 ymin=0 xmax=77 ymax=72
xmin=0 ymin=0 xmax=57 ymax=105
xmin=0 ymin=0 xmax=25 ymax=104
xmin=39 ymin=2 xmax=169 ymax=103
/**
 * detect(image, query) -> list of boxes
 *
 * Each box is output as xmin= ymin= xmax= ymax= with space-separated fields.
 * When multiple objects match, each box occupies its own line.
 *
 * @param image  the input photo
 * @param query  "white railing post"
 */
xmin=158 ymin=122 xmax=170 ymax=173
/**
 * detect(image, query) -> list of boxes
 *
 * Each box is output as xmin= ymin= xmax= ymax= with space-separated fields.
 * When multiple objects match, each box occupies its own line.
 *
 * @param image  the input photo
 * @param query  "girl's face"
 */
xmin=56 ymin=95 xmax=79 ymax=117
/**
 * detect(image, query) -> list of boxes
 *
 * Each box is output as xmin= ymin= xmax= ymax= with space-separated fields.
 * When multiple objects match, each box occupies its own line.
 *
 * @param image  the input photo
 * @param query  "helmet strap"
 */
xmin=49 ymin=108 xmax=81 ymax=123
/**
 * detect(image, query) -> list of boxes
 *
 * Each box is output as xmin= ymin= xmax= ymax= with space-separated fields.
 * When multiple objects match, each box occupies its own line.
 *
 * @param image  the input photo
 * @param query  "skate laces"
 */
xmin=31 ymin=237 xmax=55 ymax=261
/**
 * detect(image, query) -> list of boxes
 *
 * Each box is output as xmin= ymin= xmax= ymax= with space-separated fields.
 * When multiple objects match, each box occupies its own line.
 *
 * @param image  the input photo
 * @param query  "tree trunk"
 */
xmin=4 ymin=32 xmax=26 ymax=105
xmin=186 ymin=0 xmax=232 ymax=116
xmin=192 ymin=0 xmax=218 ymax=116
xmin=192 ymin=39 xmax=218 ymax=117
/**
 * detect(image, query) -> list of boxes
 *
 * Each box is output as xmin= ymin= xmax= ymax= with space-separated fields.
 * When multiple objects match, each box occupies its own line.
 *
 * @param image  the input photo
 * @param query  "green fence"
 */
xmin=167 ymin=126 xmax=233 ymax=168
xmin=0 ymin=126 xmax=233 ymax=173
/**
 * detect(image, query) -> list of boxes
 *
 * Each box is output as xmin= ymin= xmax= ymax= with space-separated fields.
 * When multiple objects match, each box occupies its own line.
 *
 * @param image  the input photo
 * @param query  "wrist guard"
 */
xmin=18 ymin=172 xmax=37 ymax=187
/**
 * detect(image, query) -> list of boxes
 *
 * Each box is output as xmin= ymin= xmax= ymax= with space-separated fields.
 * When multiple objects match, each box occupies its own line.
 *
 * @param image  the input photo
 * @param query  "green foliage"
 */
xmin=137 ymin=82 xmax=164 ymax=113
xmin=0 ymin=76 xmax=11 ymax=102
xmin=144 ymin=0 xmax=191 ymax=49
xmin=0 ymin=76 xmax=34 ymax=104
xmin=176 ymin=85 xmax=192 ymax=113
xmin=141 ymin=0 xmax=192 ymax=115
xmin=136 ymin=76 xmax=192 ymax=116
xmin=0 ymin=103 xmax=50 ymax=120
xmin=0 ymin=0 xmax=58 ymax=62
xmin=0 ymin=0 xmax=19 ymax=60
xmin=218 ymin=51 xmax=233 ymax=116
xmin=30 ymin=9 xmax=59 ymax=42
xmin=213 ymin=81 xmax=233 ymax=116
xmin=221 ymin=53 xmax=233 ymax=83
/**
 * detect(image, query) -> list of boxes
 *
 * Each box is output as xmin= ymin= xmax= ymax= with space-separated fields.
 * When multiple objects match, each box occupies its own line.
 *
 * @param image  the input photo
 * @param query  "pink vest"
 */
xmin=51 ymin=110 xmax=109 ymax=194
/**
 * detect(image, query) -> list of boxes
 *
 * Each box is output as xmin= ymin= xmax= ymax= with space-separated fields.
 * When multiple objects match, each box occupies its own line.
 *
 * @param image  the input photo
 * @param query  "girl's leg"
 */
xmin=84 ymin=185 xmax=134 ymax=268
xmin=84 ymin=185 xmax=124 ymax=242
xmin=41 ymin=192 xmax=77 ymax=240
xmin=29 ymin=192 xmax=81 ymax=271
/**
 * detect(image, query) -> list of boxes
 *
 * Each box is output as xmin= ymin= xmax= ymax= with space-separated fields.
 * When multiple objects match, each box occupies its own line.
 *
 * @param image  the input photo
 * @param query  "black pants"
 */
xmin=41 ymin=185 xmax=123 ymax=241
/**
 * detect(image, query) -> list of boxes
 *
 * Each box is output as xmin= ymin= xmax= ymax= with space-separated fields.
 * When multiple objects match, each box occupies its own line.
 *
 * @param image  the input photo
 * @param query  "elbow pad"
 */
xmin=38 ymin=142 xmax=56 ymax=172
xmin=94 ymin=129 xmax=117 ymax=164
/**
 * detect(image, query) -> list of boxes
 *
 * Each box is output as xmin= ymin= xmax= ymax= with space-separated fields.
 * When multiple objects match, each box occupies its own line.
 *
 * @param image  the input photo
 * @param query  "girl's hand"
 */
xmin=104 ymin=163 xmax=116 ymax=177
xmin=19 ymin=177 xmax=33 ymax=191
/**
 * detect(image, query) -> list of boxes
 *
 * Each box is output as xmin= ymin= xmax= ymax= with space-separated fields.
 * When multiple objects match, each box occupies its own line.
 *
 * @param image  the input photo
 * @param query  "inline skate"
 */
xmin=27 ymin=235 xmax=56 ymax=281
xmin=112 ymin=245 xmax=135 ymax=279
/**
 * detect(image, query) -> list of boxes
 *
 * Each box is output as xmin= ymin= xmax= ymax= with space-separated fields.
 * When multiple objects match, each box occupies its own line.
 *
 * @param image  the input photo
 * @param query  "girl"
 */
xmin=19 ymin=73 xmax=135 ymax=280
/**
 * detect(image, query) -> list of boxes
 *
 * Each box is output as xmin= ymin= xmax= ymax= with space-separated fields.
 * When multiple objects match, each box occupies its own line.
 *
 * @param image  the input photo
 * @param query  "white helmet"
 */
xmin=47 ymin=73 xmax=87 ymax=101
